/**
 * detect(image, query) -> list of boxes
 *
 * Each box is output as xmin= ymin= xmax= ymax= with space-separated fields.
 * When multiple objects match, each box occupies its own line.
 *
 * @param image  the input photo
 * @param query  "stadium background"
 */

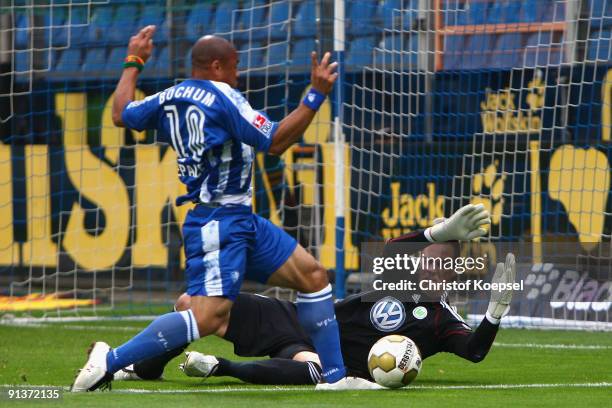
xmin=0 ymin=0 xmax=610 ymax=328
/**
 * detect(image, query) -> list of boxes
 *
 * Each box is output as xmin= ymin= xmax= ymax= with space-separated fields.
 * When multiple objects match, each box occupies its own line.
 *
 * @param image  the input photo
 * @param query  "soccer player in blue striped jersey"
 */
xmin=71 ymin=25 xmax=369 ymax=391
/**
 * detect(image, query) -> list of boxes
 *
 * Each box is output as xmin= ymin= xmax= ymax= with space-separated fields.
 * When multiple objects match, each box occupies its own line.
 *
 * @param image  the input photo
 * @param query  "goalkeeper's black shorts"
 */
xmin=223 ymin=293 xmax=315 ymax=359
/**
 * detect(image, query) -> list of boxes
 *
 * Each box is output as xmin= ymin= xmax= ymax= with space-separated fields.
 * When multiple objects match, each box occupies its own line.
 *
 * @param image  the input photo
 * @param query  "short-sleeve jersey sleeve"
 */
xmin=121 ymin=92 xmax=161 ymax=131
xmin=213 ymin=82 xmax=277 ymax=152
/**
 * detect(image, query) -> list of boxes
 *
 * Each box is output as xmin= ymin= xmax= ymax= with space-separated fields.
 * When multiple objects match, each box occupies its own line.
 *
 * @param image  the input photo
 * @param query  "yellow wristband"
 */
xmin=125 ymin=55 xmax=145 ymax=65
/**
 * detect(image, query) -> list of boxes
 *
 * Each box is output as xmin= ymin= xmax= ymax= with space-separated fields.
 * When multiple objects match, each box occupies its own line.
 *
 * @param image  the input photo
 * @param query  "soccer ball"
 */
xmin=367 ymin=335 xmax=422 ymax=388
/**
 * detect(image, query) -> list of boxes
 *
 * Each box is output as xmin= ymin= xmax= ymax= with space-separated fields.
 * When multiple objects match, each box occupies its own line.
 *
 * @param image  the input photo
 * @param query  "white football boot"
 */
xmin=70 ymin=342 xmax=113 ymax=392
xmin=315 ymin=376 xmax=386 ymax=390
xmin=178 ymin=351 xmax=219 ymax=379
xmin=113 ymin=364 xmax=142 ymax=381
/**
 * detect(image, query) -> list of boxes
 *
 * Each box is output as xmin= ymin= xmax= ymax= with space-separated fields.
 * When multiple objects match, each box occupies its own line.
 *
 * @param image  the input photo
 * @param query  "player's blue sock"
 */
xmin=296 ymin=284 xmax=346 ymax=383
xmin=105 ymin=310 xmax=199 ymax=374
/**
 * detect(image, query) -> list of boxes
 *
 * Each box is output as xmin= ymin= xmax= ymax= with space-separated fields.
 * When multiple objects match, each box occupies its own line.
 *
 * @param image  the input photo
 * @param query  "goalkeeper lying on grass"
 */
xmin=114 ymin=204 xmax=516 ymax=386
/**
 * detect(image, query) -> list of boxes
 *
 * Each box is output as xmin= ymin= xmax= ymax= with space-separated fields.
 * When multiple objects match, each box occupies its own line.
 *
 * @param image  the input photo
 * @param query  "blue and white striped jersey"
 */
xmin=122 ymin=79 xmax=278 ymax=206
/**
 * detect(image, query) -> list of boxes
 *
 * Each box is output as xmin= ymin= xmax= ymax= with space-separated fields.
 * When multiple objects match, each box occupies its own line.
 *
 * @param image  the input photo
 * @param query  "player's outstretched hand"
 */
xmin=127 ymin=25 xmax=156 ymax=63
xmin=487 ymin=252 xmax=516 ymax=321
xmin=310 ymin=51 xmax=339 ymax=95
xmin=428 ymin=203 xmax=491 ymax=242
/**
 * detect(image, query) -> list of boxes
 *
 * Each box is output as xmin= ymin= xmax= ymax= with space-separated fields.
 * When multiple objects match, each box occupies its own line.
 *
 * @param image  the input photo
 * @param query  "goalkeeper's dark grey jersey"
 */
xmin=224 ymin=291 xmax=487 ymax=380
xmin=335 ymin=291 xmax=473 ymax=378
xmin=224 ymin=225 xmax=498 ymax=379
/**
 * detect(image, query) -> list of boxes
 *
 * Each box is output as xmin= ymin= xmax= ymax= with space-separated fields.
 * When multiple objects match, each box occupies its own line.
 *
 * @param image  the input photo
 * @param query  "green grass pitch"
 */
xmin=1 ymin=320 xmax=610 ymax=407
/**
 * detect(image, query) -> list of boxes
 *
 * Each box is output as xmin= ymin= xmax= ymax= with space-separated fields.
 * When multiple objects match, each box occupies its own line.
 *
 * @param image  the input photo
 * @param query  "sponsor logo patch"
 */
xmin=252 ymin=114 xmax=273 ymax=135
xmin=370 ymin=296 xmax=406 ymax=332
xmin=253 ymin=114 xmax=267 ymax=128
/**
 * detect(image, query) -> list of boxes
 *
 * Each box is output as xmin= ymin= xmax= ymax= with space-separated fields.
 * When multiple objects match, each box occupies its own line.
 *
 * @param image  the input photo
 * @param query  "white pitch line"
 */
xmin=3 ymin=323 xmax=612 ymax=349
xmin=408 ymin=382 xmax=612 ymax=391
xmin=494 ymin=342 xmax=612 ymax=350
xmin=4 ymin=383 xmax=610 ymax=394
xmin=112 ymin=382 xmax=612 ymax=393
xmin=3 ymin=323 xmax=611 ymax=349
xmin=0 ymin=322 xmax=142 ymax=332
xmin=114 ymin=386 xmax=309 ymax=394
xmin=1 ymin=315 xmax=157 ymax=323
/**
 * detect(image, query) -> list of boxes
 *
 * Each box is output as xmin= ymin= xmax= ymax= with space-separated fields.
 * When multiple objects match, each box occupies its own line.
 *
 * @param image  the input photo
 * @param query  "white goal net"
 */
xmin=344 ymin=0 xmax=611 ymax=330
xmin=0 ymin=0 xmax=610 ymax=330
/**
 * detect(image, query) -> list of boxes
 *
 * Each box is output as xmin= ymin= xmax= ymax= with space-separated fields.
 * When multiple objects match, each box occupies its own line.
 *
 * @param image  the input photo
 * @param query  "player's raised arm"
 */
xmin=267 ymin=51 xmax=338 ymax=156
xmin=111 ymin=25 xmax=156 ymax=127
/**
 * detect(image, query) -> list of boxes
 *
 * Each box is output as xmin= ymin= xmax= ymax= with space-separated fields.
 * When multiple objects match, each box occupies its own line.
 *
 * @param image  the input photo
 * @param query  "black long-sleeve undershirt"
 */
xmin=441 ymin=317 xmax=499 ymax=363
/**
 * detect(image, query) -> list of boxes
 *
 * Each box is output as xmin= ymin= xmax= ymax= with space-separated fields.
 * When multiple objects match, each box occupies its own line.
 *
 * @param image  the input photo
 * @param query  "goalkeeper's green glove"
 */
xmin=486 ymin=252 xmax=516 ymax=324
xmin=427 ymin=203 xmax=491 ymax=242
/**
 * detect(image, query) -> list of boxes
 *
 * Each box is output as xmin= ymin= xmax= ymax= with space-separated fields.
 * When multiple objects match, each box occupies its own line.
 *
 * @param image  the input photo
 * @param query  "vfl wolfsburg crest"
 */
xmin=370 ymin=296 xmax=406 ymax=332
xmin=412 ymin=306 xmax=428 ymax=320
